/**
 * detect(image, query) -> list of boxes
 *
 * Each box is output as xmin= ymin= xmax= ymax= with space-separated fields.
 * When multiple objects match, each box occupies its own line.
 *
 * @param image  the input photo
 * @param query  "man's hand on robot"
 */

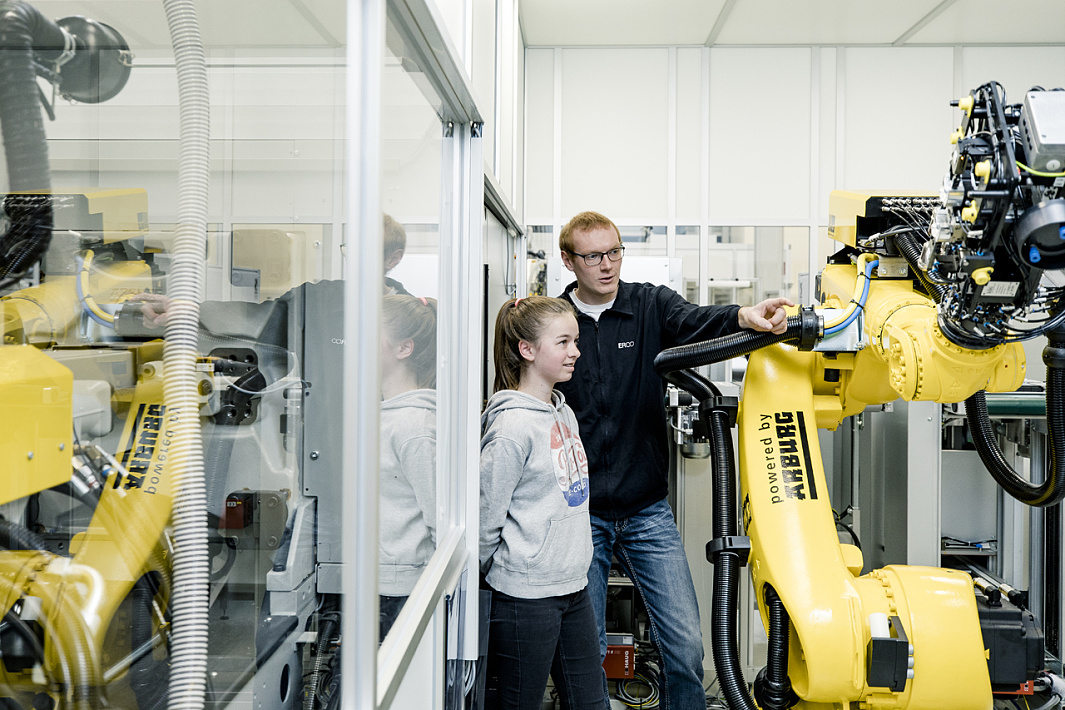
xmin=128 ymin=292 xmax=172 ymax=328
xmin=738 ymin=297 xmax=795 ymax=334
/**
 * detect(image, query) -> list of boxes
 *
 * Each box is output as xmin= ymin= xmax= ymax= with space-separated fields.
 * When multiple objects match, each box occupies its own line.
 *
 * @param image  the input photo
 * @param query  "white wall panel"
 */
xmin=49 ymin=66 xmax=182 ymax=140
xmin=472 ymin=0 xmax=497 ymax=169
xmin=232 ymin=139 xmax=336 ymax=220
xmin=230 ymin=66 xmax=339 ymax=140
xmin=498 ymin=0 xmax=516 ymax=202
xmin=560 ymin=48 xmax=669 ymax=221
xmin=842 ymin=47 xmax=954 ymax=193
xmin=958 ymin=46 xmax=1065 ymax=107
xmin=675 ymin=47 xmax=702 ymax=222
xmin=708 ymin=47 xmax=812 ymax=221
xmin=524 ymin=48 xmax=555 ymax=222
xmin=514 ymin=24 xmax=526 ymax=218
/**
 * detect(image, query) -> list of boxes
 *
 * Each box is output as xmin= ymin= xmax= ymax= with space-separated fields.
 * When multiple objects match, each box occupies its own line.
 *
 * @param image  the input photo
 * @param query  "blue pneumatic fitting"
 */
xmin=1031 ymin=245 xmax=1042 ymax=263
xmin=1059 ymin=225 xmax=1065 ymax=239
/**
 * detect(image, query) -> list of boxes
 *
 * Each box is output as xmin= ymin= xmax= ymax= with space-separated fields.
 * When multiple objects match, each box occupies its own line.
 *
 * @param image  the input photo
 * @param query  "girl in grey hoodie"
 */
xmin=480 ymin=297 xmax=604 ymax=710
xmin=379 ymin=295 xmax=437 ymax=640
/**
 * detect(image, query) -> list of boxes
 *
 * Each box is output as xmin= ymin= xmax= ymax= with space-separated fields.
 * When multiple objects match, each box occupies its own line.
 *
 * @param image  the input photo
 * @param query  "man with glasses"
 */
xmin=555 ymin=210 xmax=792 ymax=710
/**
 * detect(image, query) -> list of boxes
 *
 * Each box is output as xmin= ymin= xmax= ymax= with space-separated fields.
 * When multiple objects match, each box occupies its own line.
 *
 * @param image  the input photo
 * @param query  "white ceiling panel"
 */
xmin=520 ymin=0 xmax=728 ymax=46
xmin=520 ymin=0 xmax=1065 ymax=47
xmin=713 ymin=0 xmax=943 ymax=45
xmin=907 ymin=0 xmax=1065 ymax=45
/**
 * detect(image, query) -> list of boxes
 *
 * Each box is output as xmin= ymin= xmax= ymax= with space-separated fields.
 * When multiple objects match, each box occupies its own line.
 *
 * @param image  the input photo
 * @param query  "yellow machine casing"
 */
xmin=50 ymin=188 xmax=149 ymax=243
xmin=740 ymin=345 xmax=994 ymax=709
xmin=0 ymin=346 xmax=73 ymax=504
xmin=737 ymin=260 xmax=1025 ymax=708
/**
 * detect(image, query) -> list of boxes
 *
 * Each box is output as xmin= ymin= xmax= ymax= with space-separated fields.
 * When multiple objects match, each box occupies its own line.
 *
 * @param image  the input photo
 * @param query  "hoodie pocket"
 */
xmin=527 ymin=512 xmax=592 ymax=585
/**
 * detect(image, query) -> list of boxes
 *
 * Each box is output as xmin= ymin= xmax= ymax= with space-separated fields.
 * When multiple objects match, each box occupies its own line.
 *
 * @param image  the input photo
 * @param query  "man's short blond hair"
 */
xmin=559 ymin=211 xmax=621 ymax=254
xmin=383 ymin=213 xmax=406 ymax=256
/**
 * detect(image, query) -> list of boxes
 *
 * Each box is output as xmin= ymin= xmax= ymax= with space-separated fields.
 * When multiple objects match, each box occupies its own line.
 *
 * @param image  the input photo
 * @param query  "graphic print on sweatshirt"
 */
xmin=550 ymin=421 xmax=589 ymax=507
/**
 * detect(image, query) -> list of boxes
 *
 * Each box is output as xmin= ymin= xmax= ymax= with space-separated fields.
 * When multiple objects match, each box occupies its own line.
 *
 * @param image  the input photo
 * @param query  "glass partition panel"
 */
xmin=0 ymin=2 xmax=391 ymax=707
xmin=377 ymin=14 xmax=446 ymax=643
xmin=708 ymin=226 xmax=808 ymax=306
xmin=526 ymin=225 xmax=553 ymax=296
xmin=619 ymin=224 xmax=667 ymax=256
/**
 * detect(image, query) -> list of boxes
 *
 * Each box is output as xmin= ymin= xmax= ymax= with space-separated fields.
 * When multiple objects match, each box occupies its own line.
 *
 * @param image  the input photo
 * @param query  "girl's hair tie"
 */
xmin=418 ymin=296 xmax=427 ymax=306
xmin=513 ymin=298 xmax=523 ymax=307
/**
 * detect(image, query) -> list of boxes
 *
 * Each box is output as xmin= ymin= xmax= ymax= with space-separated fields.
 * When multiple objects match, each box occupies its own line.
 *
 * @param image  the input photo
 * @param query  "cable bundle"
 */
xmin=616 ymin=660 xmax=661 ymax=708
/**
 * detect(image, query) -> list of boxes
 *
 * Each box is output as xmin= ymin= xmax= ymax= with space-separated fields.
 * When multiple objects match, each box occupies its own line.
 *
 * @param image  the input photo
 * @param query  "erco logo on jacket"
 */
xmin=618 ymin=341 xmax=635 ymax=349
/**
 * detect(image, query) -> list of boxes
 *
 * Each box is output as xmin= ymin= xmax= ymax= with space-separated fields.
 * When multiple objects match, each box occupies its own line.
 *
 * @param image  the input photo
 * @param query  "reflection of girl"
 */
xmin=379 ymin=294 xmax=437 ymax=640
xmin=479 ymin=297 xmax=602 ymax=710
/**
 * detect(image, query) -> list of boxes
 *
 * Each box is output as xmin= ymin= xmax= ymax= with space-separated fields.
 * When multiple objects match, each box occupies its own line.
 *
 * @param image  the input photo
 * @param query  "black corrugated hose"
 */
xmin=653 ymin=315 xmax=806 ymax=376
xmin=0 ymin=518 xmax=48 ymax=551
xmin=754 ymin=585 xmax=799 ymax=709
xmin=707 ymin=408 xmax=757 ymax=710
xmin=130 ymin=573 xmax=168 ymax=710
xmin=0 ymin=1 xmax=64 ymax=286
xmin=894 ymin=232 xmax=948 ymax=304
xmin=964 ymin=330 xmax=1065 ymax=507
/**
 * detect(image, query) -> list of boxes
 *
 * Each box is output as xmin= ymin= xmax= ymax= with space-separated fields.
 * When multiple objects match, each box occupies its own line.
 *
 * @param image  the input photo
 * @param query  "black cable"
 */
xmin=707 ymin=409 xmax=757 ymax=710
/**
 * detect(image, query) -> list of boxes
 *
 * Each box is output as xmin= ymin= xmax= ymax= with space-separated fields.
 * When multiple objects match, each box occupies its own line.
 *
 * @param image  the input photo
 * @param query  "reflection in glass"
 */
xmin=378 ymin=10 xmax=446 ymax=648
xmin=378 ymin=295 xmax=438 ymax=639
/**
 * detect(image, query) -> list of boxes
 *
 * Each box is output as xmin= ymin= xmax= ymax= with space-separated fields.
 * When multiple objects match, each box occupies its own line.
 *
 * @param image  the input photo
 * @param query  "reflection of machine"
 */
xmin=0 ymin=3 xmax=323 ymax=709
xmin=657 ymin=83 xmax=1065 ymax=709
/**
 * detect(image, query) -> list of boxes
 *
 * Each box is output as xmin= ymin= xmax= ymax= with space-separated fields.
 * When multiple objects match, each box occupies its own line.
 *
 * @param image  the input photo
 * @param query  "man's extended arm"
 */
xmin=738 ymin=296 xmax=794 ymax=334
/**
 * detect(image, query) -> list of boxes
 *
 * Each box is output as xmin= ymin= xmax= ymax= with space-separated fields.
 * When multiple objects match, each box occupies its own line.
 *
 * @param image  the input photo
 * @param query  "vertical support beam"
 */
xmin=667 ymin=46 xmax=677 ymax=259
xmin=835 ymin=48 xmax=847 ymax=193
xmin=344 ymin=0 xmax=385 ymax=708
xmin=699 ymin=47 xmax=710 ymax=309
xmin=492 ymin=0 xmax=502 ymax=179
xmin=1029 ymin=427 xmax=1046 ymax=635
xmin=552 ymin=47 xmax=563 ymax=251
xmin=906 ymin=401 xmax=942 ymax=567
xmin=807 ymin=47 xmax=820 ymax=305
xmin=460 ymin=120 xmax=485 ymax=660
xmin=512 ymin=0 xmax=520 ymax=205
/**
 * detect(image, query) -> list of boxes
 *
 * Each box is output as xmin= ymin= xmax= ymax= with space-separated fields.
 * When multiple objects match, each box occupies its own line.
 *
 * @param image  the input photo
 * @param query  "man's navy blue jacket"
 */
xmin=556 ymin=280 xmax=742 ymax=520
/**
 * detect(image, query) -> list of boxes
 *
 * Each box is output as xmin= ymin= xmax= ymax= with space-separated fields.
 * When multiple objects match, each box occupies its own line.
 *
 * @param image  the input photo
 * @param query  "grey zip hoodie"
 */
xmin=480 ymin=389 xmax=592 ymax=599
xmin=379 ymin=389 xmax=436 ymax=596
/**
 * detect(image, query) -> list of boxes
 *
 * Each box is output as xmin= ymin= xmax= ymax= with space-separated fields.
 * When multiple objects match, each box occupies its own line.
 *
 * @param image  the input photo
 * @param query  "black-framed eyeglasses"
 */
xmin=566 ymin=245 xmax=625 ymax=266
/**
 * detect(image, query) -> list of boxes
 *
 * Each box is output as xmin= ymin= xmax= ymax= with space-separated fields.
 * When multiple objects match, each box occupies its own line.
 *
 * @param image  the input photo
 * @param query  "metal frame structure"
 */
xmin=347 ymin=0 xmax=487 ymax=706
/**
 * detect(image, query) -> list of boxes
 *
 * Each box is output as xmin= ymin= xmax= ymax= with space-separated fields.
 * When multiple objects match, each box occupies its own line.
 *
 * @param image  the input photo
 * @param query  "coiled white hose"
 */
xmin=160 ymin=0 xmax=210 ymax=708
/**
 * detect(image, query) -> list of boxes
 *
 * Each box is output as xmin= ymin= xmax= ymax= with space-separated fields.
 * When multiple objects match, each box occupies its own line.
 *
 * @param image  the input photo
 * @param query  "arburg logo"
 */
xmin=618 ymin=341 xmax=635 ymax=349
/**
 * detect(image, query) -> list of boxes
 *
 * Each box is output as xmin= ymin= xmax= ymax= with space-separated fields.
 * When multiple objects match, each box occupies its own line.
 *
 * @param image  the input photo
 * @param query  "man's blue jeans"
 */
xmin=588 ymin=498 xmax=705 ymax=710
